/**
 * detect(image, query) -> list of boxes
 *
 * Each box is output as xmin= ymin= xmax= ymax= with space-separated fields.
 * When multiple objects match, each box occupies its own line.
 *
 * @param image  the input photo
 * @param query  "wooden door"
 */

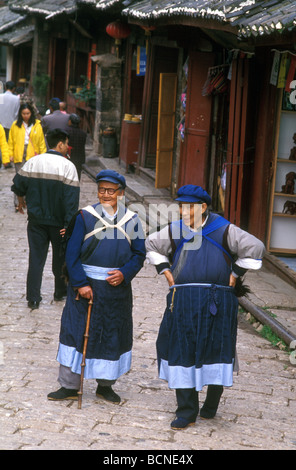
xmin=140 ymin=46 xmax=179 ymax=169
xmin=49 ymin=38 xmax=68 ymax=100
xmin=155 ymin=73 xmax=177 ymax=188
xmin=224 ymin=56 xmax=257 ymax=229
xmin=178 ymin=51 xmax=214 ymax=188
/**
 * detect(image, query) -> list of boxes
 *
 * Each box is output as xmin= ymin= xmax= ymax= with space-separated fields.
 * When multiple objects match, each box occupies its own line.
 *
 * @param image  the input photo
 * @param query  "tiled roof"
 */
xmin=122 ymin=0 xmax=296 ymax=37
xmin=7 ymin=0 xmax=296 ymax=36
xmin=0 ymin=5 xmax=26 ymax=32
xmin=9 ymin=0 xmax=78 ymax=19
xmin=0 ymin=24 xmax=34 ymax=45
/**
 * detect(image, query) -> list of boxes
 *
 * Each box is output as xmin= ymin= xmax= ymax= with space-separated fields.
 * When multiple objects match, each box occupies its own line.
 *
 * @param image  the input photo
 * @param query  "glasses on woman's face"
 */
xmin=98 ymin=187 xmax=121 ymax=195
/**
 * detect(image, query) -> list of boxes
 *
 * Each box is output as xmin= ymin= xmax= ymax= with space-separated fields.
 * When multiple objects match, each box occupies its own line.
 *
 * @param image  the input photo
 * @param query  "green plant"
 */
xmin=32 ymin=74 xmax=51 ymax=105
xmin=75 ymin=75 xmax=96 ymax=106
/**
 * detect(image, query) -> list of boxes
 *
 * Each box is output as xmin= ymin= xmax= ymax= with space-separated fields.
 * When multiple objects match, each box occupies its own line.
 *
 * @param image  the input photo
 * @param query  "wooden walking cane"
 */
xmin=78 ymin=297 xmax=93 ymax=409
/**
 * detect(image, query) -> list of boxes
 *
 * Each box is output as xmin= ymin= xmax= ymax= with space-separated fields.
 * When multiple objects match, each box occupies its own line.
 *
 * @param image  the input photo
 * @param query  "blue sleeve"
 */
xmin=11 ymin=172 xmax=28 ymax=197
xmin=65 ymin=214 xmax=89 ymax=288
xmin=119 ymin=216 xmax=146 ymax=284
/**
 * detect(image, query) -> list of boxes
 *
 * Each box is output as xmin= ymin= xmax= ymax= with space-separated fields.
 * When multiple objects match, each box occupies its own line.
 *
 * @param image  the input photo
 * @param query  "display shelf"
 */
xmin=267 ymin=90 xmax=296 ymax=254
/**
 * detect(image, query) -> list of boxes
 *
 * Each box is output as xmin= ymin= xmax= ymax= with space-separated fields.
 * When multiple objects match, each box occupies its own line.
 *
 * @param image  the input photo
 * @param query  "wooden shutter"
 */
xmin=155 ymin=73 xmax=177 ymax=188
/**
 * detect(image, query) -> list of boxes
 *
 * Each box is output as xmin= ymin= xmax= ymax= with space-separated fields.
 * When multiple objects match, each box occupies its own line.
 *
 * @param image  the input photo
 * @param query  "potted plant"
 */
xmin=75 ymin=75 xmax=96 ymax=108
xmin=32 ymin=73 xmax=51 ymax=107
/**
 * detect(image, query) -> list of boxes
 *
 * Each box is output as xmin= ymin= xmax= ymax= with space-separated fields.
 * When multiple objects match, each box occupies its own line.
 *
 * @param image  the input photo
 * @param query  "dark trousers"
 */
xmin=26 ymin=222 xmax=67 ymax=302
xmin=176 ymin=385 xmax=224 ymax=421
xmin=176 ymin=388 xmax=200 ymax=422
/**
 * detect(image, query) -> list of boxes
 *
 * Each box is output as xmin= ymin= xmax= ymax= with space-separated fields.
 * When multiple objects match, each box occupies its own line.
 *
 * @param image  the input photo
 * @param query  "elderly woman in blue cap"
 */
xmin=146 ymin=184 xmax=265 ymax=430
xmin=48 ymin=170 xmax=146 ymax=404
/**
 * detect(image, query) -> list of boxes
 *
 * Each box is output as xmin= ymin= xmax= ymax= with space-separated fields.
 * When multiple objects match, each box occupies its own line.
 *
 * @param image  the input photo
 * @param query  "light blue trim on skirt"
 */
xmin=82 ymin=264 xmax=119 ymax=280
xmin=56 ymin=343 xmax=131 ymax=380
xmin=159 ymin=358 xmax=234 ymax=391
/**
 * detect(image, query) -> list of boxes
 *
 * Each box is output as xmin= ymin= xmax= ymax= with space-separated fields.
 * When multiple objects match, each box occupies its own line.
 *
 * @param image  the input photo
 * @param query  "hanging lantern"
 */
xmin=106 ymin=21 xmax=131 ymax=56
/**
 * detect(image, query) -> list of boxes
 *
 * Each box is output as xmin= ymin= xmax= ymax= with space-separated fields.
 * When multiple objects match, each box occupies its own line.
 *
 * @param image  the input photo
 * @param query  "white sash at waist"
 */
xmin=82 ymin=264 xmax=119 ymax=280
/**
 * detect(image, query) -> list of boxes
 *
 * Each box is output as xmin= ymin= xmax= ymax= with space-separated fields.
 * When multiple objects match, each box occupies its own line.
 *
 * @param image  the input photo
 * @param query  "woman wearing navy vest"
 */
xmin=146 ymin=185 xmax=265 ymax=430
xmin=48 ymin=170 xmax=146 ymax=404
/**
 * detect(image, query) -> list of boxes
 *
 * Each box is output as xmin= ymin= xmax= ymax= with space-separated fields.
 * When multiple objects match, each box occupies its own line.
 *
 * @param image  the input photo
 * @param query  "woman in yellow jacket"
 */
xmin=0 ymin=124 xmax=9 ymax=168
xmin=5 ymin=102 xmax=47 ymax=209
xmin=4 ymin=102 xmax=47 ymax=172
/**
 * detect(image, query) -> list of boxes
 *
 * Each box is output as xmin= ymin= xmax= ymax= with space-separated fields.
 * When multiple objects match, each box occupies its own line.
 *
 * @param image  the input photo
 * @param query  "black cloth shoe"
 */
xmin=53 ymin=294 xmax=67 ymax=301
xmin=96 ymin=385 xmax=121 ymax=404
xmin=171 ymin=417 xmax=195 ymax=430
xmin=27 ymin=301 xmax=39 ymax=310
xmin=47 ymin=387 xmax=78 ymax=401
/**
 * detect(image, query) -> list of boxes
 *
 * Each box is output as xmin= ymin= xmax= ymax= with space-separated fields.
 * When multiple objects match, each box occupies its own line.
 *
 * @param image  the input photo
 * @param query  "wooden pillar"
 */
xmin=92 ymin=53 xmax=122 ymax=154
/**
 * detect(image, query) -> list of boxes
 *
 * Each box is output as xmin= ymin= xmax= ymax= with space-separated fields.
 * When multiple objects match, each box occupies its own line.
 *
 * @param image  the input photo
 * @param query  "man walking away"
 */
xmin=0 ymin=81 xmax=20 ymax=139
xmin=11 ymin=128 xmax=80 ymax=310
xmin=0 ymin=81 xmax=20 ymax=168
xmin=41 ymin=98 xmax=70 ymax=135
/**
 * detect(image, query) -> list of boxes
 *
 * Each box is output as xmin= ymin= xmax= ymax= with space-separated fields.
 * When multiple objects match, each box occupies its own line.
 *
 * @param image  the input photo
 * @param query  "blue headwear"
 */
xmin=96 ymin=169 xmax=126 ymax=189
xmin=175 ymin=184 xmax=212 ymax=205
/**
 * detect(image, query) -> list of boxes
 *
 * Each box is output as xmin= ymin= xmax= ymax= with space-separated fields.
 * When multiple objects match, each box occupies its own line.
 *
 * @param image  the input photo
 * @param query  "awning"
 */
xmin=0 ymin=25 xmax=34 ymax=46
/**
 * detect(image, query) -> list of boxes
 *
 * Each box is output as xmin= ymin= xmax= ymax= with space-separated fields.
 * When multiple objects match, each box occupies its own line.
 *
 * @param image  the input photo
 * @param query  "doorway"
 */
xmin=49 ymin=38 xmax=68 ymax=100
xmin=140 ymin=45 xmax=179 ymax=171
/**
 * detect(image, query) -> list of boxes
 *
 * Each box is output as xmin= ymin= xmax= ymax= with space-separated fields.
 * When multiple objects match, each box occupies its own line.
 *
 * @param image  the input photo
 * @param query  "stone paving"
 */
xmin=0 ymin=165 xmax=296 ymax=451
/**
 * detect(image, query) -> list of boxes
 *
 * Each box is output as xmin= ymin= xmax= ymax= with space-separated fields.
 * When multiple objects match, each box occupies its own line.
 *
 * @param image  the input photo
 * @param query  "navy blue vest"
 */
xmin=80 ymin=202 xmax=135 ymax=268
xmin=170 ymin=213 xmax=232 ymax=285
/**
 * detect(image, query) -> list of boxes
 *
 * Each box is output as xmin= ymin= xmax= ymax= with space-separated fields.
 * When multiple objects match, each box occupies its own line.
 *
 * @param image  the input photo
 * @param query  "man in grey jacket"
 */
xmin=41 ymin=98 xmax=70 ymax=135
xmin=0 ymin=81 xmax=20 ymax=139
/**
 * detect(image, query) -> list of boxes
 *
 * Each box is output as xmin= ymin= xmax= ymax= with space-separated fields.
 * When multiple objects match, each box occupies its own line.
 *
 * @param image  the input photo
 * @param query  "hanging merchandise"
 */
xmin=285 ymin=55 xmax=296 ymax=92
xmin=181 ymin=87 xmax=186 ymax=111
xmin=270 ymin=50 xmax=281 ymax=85
xmin=178 ymin=117 xmax=185 ymax=141
xmin=220 ymin=163 xmax=227 ymax=191
xmin=202 ymin=66 xmax=229 ymax=96
xmin=277 ymin=52 xmax=289 ymax=88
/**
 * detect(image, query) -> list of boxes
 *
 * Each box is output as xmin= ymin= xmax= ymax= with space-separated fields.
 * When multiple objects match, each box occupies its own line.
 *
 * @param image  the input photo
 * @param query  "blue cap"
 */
xmin=176 ymin=185 xmax=211 ymax=205
xmin=96 ymin=169 xmax=126 ymax=189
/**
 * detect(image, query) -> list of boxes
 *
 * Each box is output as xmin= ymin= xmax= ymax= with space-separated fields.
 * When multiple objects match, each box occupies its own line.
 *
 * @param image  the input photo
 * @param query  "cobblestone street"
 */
xmin=0 ymin=165 xmax=295 ymax=451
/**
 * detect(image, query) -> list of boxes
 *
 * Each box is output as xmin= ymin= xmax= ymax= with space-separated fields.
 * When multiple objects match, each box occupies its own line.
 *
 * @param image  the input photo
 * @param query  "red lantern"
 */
xmin=106 ymin=21 xmax=131 ymax=45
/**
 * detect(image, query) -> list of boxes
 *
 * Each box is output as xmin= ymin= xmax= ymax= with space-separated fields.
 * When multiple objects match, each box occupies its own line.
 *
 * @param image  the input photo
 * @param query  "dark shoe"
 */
xmin=96 ymin=385 xmax=121 ymax=404
xmin=53 ymin=294 xmax=67 ymax=301
xmin=171 ymin=417 xmax=195 ymax=430
xmin=28 ymin=300 xmax=39 ymax=310
xmin=47 ymin=387 xmax=78 ymax=401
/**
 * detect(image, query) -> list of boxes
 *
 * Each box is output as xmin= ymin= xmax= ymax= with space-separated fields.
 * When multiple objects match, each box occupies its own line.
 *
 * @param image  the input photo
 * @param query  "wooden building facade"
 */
xmin=0 ymin=0 xmax=295 ymax=252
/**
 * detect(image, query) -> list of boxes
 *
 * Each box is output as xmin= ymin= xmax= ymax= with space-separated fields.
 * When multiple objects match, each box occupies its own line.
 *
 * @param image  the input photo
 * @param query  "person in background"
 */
xmin=0 ymin=81 xmax=20 ymax=168
xmin=0 ymin=81 xmax=20 ymax=140
xmin=11 ymin=128 xmax=80 ymax=310
xmin=41 ymin=98 xmax=70 ymax=135
xmin=4 ymin=102 xmax=47 ymax=209
xmin=67 ymin=113 xmax=87 ymax=180
xmin=59 ymin=102 xmax=67 ymax=114
xmin=0 ymin=124 xmax=9 ymax=168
